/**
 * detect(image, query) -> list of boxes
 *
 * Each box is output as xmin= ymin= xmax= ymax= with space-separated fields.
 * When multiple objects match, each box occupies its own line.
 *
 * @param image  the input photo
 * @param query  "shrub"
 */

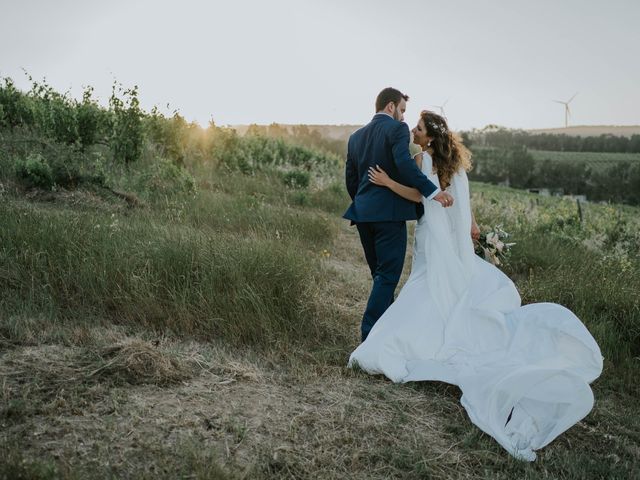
xmin=76 ymin=86 xmax=110 ymax=148
xmin=109 ymin=83 xmax=143 ymax=164
xmin=27 ymin=77 xmax=80 ymax=145
xmin=14 ymin=153 xmax=53 ymax=189
xmin=215 ymin=134 xmax=340 ymax=187
xmin=0 ymin=77 xmax=35 ymax=128
xmin=133 ymin=157 xmax=196 ymax=199
xmin=283 ymin=170 xmax=310 ymax=188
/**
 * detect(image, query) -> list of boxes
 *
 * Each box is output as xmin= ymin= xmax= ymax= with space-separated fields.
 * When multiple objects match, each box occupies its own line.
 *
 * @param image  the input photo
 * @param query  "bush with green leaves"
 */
xmin=11 ymin=143 xmax=108 ymax=191
xmin=76 ymin=86 xmax=110 ymax=148
xmin=109 ymin=83 xmax=143 ymax=164
xmin=216 ymin=134 xmax=340 ymax=185
xmin=0 ymin=77 xmax=36 ymax=129
xmin=23 ymin=75 xmax=85 ymax=145
xmin=1 ymin=76 xmax=111 ymax=149
xmin=14 ymin=153 xmax=53 ymax=189
xmin=283 ymin=170 xmax=310 ymax=188
xmin=131 ymin=157 xmax=196 ymax=199
xmin=144 ymin=109 xmax=216 ymax=167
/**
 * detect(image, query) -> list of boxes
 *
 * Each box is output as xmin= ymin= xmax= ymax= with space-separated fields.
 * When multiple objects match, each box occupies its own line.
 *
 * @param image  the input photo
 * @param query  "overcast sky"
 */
xmin=1 ymin=0 xmax=639 ymax=130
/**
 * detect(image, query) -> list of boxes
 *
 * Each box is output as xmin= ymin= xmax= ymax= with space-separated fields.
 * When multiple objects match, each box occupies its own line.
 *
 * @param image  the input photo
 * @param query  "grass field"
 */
xmin=2 ymin=73 xmax=639 ymax=477
xmin=529 ymin=149 xmax=640 ymax=168
xmin=1 ymin=147 xmax=639 ymax=478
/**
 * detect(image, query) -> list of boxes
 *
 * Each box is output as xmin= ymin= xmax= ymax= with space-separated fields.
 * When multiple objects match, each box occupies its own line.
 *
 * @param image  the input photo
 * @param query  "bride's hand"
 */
xmin=368 ymin=165 xmax=391 ymax=186
xmin=471 ymin=220 xmax=481 ymax=241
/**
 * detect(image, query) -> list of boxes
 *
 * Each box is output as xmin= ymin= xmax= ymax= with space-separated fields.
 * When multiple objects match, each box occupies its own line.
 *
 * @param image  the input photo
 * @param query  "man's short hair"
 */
xmin=375 ymin=87 xmax=409 ymax=112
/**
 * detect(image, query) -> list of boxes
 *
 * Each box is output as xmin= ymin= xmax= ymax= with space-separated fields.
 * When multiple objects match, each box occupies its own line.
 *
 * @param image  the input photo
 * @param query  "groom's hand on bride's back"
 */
xmin=433 ymin=191 xmax=454 ymax=207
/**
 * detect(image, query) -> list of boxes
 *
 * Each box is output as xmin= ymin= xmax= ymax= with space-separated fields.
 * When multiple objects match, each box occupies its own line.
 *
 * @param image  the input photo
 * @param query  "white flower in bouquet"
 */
xmin=474 ymin=225 xmax=515 ymax=267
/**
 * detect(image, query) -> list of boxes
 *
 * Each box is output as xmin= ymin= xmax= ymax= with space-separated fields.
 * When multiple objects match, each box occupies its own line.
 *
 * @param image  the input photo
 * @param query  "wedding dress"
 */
xmin=348 ymin=152 xmax=603 ymax=461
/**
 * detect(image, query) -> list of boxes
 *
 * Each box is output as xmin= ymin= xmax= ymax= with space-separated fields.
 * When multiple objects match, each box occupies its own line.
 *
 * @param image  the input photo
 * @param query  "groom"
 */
xmin=344 ymin=87 xmax=454 ymax=342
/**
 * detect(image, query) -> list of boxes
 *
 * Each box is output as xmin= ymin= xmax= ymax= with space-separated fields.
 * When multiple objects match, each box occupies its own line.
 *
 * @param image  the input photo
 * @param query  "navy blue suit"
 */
xmin=343 ymin=113 xmax=439 ymax=341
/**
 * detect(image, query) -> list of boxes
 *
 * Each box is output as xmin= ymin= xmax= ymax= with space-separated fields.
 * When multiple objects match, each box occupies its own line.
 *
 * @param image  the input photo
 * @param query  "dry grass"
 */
xmin=0 ymin=333 xmax=466 ymax=479
xmin=6 ymin=327 xmax=633 ymax=479
xmin=87 ymin=340 xmax=194 ymax=386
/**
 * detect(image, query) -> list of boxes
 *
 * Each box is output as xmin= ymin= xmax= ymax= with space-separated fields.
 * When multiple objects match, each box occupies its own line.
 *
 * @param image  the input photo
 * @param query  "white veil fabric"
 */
xmin=423 ymin=164 xmax=476 ymax=321
xmin=348 ymin=152 xmax=603 ymax=461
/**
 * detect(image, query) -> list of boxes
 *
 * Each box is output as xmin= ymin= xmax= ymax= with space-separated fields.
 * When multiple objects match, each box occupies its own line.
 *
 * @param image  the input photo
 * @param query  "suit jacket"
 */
xmin=343 ymin=113 xmax=439 ymax=223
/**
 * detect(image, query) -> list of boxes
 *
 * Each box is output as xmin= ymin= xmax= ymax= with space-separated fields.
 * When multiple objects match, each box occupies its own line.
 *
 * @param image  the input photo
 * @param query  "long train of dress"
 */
xmin=348 ymin=153 xmax=603 ymax=461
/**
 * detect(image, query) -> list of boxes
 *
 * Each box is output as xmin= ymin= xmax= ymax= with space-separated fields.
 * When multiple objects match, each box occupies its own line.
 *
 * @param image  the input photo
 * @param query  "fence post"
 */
xmin=576 ymin=198 xmax=583 ymax=225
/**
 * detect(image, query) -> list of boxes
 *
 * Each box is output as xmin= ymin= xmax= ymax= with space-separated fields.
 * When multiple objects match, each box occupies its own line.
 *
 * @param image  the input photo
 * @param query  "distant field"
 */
xmin=471 ymin=146 xmax=640 ymax=163
xmin=530 ymin=150 xmax=640 ymax=162
xmin=529 ymin=150 xmax=640 ymax=170
xmin=527 ymin=125 xmax=640 ymax=137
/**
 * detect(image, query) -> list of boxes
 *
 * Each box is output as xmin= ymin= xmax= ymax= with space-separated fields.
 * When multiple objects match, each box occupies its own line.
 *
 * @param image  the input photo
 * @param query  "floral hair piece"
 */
xmin=420 ymin=110 xmax=448 ymax=135
xmin=428 ymin=121 xmax=448 ymax=135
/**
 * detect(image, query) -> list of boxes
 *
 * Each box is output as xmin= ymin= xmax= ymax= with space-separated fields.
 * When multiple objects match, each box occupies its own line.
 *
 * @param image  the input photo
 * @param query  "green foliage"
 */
xmin=133 ymin=156 xmax=196 ymax=199
xmin=467 ymin=126 xmax=640 ymax=153
xmin=470 ymin=146 xmax=640 ymax=205
xmin=76 ymin=85 xmax=109 ymax=148
xmin=0 ymin=76 xmax=110 ymax=148
xmin=283 ymin=170 xmax=310 ymax=188
xmin=217 ymin=134 xmax=340 ymax=186
xmin=465 ymin=127 xmax=640 ymax=204
xmin=14 ymin=153 xmax=53 ymax=189
xmin=27 ymin=77 xmax=79 ymax=144
xmin=1 ymin=77 xmax=342 ymax=200
xmin=245 ymin=122 xmax=347 ymax=156
xmin=145 ymin=108 xmax=187 ymax=164
xmin=0 ymin=77 xmax=35 ymax=128
xmin=529 ymin=149 xmax=640 ymax=165
xmin=10 ymin=141 xmax=105 ymax=190
xmin=144 ymin=109 xmax=215 ymax=166
xmin=470 ymin=146 xmax=536 ymax=188
xmin=109 ymin=83 xmax=143 ymax=164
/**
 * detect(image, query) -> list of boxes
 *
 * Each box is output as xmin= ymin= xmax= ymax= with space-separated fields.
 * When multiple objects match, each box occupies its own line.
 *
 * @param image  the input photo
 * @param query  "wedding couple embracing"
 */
xmin=343 ymin=87 xmax=603 ymax=461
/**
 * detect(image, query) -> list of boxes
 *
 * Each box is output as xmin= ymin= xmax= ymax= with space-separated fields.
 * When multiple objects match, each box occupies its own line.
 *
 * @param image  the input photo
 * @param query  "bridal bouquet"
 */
xmin=474 ymin=225 xmax=515 ymax=266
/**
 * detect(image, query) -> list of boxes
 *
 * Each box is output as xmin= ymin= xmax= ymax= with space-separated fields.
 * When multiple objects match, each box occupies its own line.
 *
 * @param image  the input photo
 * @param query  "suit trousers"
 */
xmin=355 ymin=221 xmax=407 ymax=342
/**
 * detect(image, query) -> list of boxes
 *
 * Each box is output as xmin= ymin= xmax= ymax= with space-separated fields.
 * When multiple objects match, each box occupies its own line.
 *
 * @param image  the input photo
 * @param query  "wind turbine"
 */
xmin=430 ymin=98 xmax=449 ymax=118
xmin=553 ymin=93 xmax=578 ymax=128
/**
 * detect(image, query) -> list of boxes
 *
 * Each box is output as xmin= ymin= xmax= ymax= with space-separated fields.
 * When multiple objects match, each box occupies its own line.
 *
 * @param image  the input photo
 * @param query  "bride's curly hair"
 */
xmin=421 ymin=110 xmax=472 ymax=189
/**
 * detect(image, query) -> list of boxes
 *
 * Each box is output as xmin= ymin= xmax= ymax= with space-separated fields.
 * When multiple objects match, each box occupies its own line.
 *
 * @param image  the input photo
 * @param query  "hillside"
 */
xmin=3 ymin=171 xmax=640 ymax=478
xmin=1 ymin=79 xmax=639 ymax=478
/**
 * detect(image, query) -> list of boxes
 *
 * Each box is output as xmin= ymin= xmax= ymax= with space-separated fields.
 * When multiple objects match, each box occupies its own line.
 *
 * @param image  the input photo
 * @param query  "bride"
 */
xmin=347 ymin=110 xmax=603 ymax=461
